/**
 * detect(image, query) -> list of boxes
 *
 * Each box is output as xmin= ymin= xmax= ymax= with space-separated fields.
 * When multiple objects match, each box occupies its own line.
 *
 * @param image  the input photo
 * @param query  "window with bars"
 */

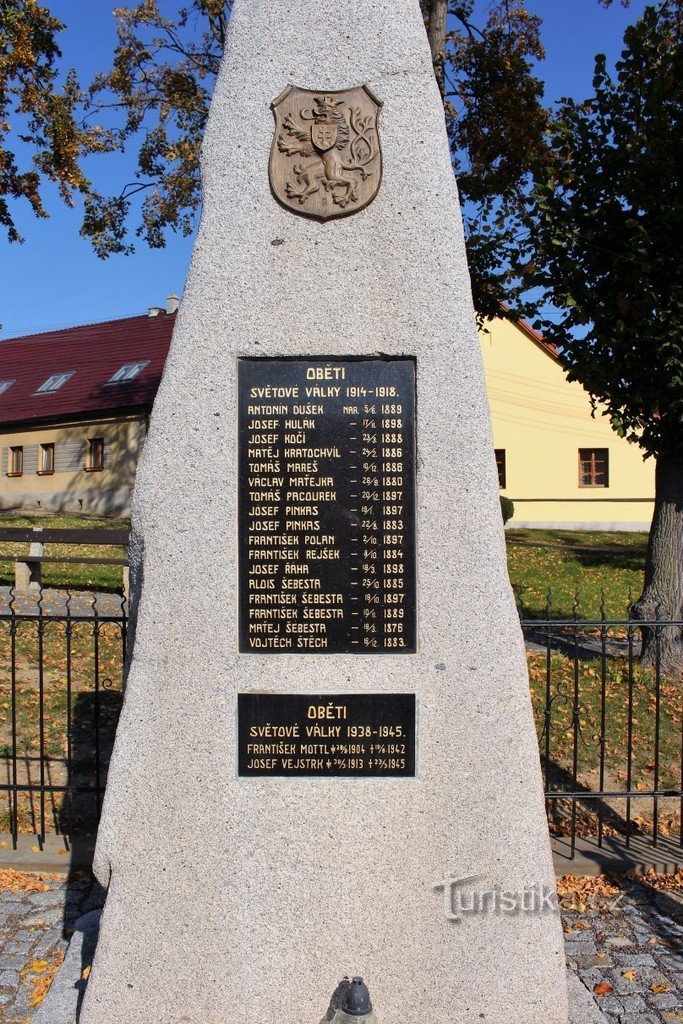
xmin=8 ymin=446 xmax=23 ymax=477
xmin=494 ymin=449 xmax=506 ymax=489
xmin=38 ymin=443 xmax=55 ymax=475
xmin=579 ymin=448 xmax=609 ymax=487
xmin=86 ymin=437 xmax=105 ymax=472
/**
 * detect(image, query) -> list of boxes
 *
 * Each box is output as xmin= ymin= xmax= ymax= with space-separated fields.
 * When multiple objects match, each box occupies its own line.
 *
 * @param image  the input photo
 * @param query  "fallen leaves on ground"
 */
xmin=0 ymin=868 xmax=61 ymax=894
xmin=557 ymin=874 xmax=622 ymax=912
xmin=638 ymin=867 xmax=683 ymax=892
xmin=652 ymin=982 xmax=670 ymax=993
xmin=22 ymin=948 xmax=65 ymax=1007
xmin=594 ymin=981 xmax=613 ymax=996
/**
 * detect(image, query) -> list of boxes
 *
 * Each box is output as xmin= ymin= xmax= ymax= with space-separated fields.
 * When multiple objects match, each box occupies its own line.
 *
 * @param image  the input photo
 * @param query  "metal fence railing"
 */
xmin=0 ymin=584 xmax=126 ymax=845
xmin=524 ymin=610 xmax=683 ymax=858
xmin=0 ymin=572 xmax=680 ymax=859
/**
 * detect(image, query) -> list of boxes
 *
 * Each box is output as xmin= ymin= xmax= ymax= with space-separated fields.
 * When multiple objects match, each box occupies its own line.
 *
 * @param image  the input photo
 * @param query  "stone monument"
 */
xmin=81 ymin=1 xmax=570 ymax=1021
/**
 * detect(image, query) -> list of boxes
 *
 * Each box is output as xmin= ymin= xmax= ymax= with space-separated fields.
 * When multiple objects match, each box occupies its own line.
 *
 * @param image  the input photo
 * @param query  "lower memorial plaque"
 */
xmin=238 ymin=693 xmax=416 ymax=777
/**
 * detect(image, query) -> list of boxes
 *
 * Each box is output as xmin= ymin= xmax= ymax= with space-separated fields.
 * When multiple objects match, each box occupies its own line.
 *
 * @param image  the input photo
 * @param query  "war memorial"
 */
xmin=34 ymin=0 xmax=610 ymax=1021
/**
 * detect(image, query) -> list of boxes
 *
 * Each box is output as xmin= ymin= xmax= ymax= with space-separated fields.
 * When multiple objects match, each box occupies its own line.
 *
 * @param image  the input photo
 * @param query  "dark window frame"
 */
xmin=578 ymin=448 xmax=609 ymax=488
xmin=7 ymin=445 xmax=24 ymax=477
xmin=38 ymin=442 xmax=55 ymax=476
xmin=85 ymin=437 xmax=105 ymax=472
xmin=494 ymin=449 xmax=507 ymax=489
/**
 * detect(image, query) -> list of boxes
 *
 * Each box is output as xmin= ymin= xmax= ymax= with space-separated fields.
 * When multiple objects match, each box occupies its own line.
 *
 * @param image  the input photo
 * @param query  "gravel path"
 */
xmin=0 ymin=869 xmax=680 ymax=1023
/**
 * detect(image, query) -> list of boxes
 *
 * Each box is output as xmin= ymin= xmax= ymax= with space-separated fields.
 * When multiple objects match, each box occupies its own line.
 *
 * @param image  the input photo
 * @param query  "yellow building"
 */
xmin=0 ymin=304 xmax=654 ymax=529
xmin=480 ymin=315 xmax=654 ymax=530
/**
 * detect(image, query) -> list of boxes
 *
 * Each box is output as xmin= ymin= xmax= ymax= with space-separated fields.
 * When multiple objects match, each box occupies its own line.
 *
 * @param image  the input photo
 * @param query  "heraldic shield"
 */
xmin=269 ymin=85 xmax=383 ymax=220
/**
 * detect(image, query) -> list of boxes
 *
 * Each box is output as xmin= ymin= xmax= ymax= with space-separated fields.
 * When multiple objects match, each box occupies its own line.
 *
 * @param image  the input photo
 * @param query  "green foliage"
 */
xmin=529 ymin=1 xmax=683 ymax=460
xmin=500 ymin=495 xmax=515 ymax=523
xmin=421 ymin=0 xmax=551 ymax=320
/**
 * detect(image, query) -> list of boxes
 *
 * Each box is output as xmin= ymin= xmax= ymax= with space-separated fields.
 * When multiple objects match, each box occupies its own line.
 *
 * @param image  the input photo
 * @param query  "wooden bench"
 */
xmin=0 ymin=527 xmax=130 ymax=594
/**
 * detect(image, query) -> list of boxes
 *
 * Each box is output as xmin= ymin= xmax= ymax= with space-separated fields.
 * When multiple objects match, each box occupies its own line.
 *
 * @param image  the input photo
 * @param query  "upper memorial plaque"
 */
xmin=238 ymin=358 xmax=416 ymax=654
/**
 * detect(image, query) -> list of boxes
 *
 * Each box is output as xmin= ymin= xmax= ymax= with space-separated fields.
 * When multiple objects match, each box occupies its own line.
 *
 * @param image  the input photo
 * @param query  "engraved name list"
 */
xmin=237 ymin=358 xmax=417 ymax=654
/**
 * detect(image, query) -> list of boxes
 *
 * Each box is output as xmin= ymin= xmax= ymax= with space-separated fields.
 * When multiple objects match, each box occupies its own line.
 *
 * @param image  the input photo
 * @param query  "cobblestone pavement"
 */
xmin=562 ymin=876 xmax=683 ymax=1023
xmin=0 ymin=869 xmax=680 ymax=1023
xmin=0 ymin=872 xmax=103 ymax=1024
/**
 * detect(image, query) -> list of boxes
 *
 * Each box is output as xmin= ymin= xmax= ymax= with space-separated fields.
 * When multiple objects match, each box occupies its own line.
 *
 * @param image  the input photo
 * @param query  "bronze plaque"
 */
xmin=238 ymin=693 xmax=416 ymax=777
xmin=238 ymin=358 xmax=417 ymax=654
xmin=269 ymin=85 xmax=382 ymax=220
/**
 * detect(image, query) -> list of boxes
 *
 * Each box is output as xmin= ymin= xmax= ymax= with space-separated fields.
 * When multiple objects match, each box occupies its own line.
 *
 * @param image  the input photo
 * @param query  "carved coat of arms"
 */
xmin=269 ymin=85 xmax=382 ymax=220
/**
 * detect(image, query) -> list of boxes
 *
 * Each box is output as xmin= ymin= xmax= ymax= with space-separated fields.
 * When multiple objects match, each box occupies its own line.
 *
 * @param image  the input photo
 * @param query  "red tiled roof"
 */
xmin=0 ymin=312 xmax=175 ymax=427
xmin=498 ymin=301 xmax=561 ymax=360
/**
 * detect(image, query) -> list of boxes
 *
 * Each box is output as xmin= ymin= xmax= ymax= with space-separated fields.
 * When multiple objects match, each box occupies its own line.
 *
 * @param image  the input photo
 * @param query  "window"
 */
xmin=35 ymin=371 xmax=74 ymax=394
xmin=86 ymin=437 xmax=105 ymax=472
xmin=106 ymin=360 xmax=150 ymax=384
xmin=38 ymin=442 xmax=55 ymax=475
xmin=8 ymin=446 xmax=23 ymax=477
xmin=494 ymin=449 xmax=506 ymax=489
xmin=579 ymin=448 xmax=609 ymax=488
xmin=0 ymin=380 xmax=15 ymax=396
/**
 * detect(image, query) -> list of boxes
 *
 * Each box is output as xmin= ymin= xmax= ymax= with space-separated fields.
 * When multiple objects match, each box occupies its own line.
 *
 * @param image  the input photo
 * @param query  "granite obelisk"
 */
xmin=81 ymin=1 xmax=570 ymax=1021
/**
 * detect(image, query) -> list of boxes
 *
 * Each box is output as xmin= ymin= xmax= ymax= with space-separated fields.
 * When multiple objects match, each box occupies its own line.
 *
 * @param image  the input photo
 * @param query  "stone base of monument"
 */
xmin=32 ymin=917 xmax=608 ymax=1024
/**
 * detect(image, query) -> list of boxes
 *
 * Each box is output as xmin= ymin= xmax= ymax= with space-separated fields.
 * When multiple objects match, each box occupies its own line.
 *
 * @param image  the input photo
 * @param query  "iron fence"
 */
xmin=0 ymin=579 xmax=680 ymax=860
xmin=0 ymin=585 xmax=126 ymax=846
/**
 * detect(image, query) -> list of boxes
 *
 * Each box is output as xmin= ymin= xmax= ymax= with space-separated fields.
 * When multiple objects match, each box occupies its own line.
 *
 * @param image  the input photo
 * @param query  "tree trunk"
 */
xmin=632 ymin=451 xmax=683 ymax=677
xmin=427 ymin=0 xmax=448 ymax=97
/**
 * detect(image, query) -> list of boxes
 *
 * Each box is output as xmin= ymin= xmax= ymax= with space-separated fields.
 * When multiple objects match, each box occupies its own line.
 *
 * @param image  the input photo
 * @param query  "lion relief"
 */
xmin=270 ymin=86 xmax=382 ymax=220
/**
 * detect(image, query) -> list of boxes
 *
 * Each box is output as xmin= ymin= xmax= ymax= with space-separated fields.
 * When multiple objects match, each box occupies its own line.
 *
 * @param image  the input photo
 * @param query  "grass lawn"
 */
xmin=0 ymin=619 xmax=124 ymax=835
xmin=506 ymin=528 xmax=649 ymax=620
xmin=0 ymin=511 xmax=129 ymax=592
xmin=527 ymin=651 xmax=681 ymax=839
xmin=0 ymin=516 xmax=678 ymax=840
xmin=0 ymin=511 xmax=650 ymax=618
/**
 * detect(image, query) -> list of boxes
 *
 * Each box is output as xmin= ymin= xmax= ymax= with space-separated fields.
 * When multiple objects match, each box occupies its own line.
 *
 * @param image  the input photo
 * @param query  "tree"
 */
xmin=428 ymin=2 xmax=553 ymax=318
xmin=1 ymin=0 xmax=551 ymax=319
xmin=0 ymin=0 xmax=92 ymax=243
xmin=80 ymin=0 xmax=230 ymax=258
xmin=529 ymin=1 xmax=683 ymax=673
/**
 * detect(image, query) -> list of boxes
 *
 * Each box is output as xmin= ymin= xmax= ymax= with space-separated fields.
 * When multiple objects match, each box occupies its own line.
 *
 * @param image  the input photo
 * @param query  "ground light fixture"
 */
xmin=330 ymin=977 xmax=379 ymax=1024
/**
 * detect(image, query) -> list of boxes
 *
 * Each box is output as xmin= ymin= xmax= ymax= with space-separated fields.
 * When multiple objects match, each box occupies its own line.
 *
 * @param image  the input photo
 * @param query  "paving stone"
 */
xmin=591 ymin=994 xmax=623 ymax=1015
xmin=604 ymin=936 xmax=633 ymax=949
xmin=575 ymin=954 xmax=614 ymax=969
xmin=653 ymin=991 xmax=683 ymax=1010
xmin=619 ymin=1014 xmax=660 ymax=1024
xmin=0 ymin=953 xmax=32 ymax=971
xmin=618 ymin=992 xmax=648 ymax=1012
xmin=614 ymin=952 xmax=658 ymax=968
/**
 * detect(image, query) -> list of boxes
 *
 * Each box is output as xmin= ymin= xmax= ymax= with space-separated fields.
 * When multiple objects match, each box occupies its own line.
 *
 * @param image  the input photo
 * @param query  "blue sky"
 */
xmin=0 ymin=0 xmax=650 ymax=340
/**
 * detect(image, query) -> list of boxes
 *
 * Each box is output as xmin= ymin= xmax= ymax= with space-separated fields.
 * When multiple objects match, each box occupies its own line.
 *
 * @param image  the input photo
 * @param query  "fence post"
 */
xmin=14 ymin=528 xmax=44 ymax=591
